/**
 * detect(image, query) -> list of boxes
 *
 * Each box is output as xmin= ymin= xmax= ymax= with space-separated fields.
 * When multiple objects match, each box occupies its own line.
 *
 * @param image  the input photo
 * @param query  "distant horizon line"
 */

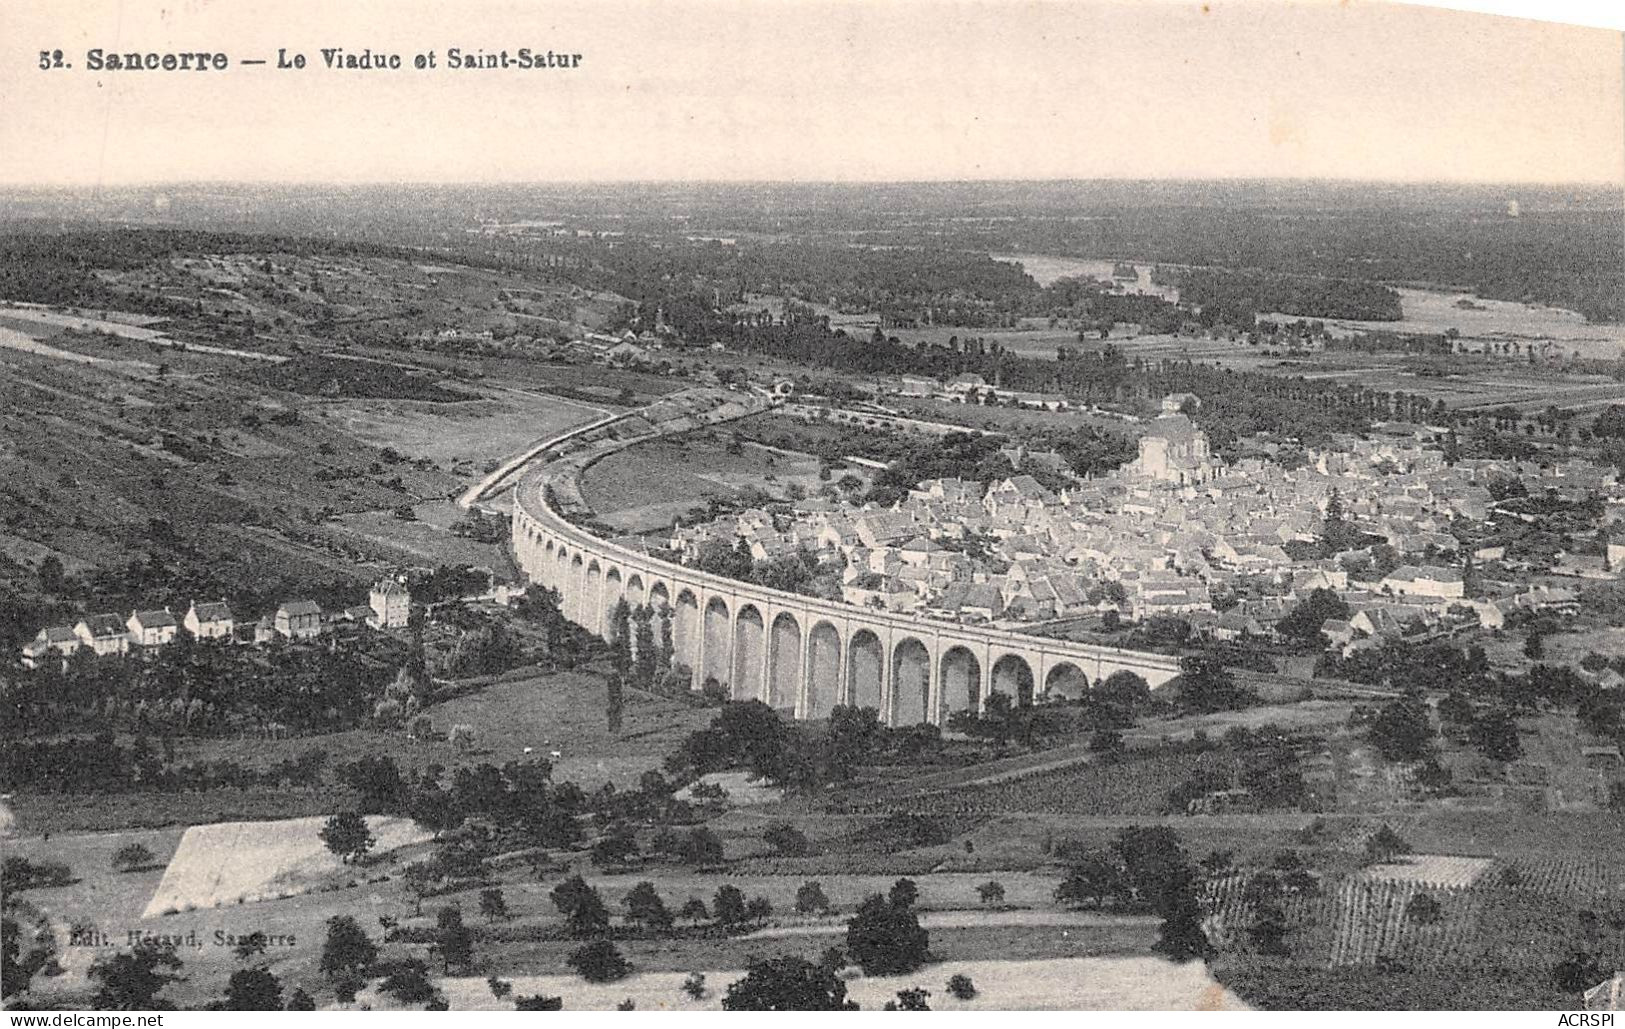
xmin=1 ymin=174 xmax=1621 ymax=193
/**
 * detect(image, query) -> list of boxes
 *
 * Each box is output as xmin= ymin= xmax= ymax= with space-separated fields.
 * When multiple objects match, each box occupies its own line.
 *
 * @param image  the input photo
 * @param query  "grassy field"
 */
xmin=142 ymin=815 xmax=432 ymax=916
xmin=412 ymin=952 xmax=1230 ymax=1011
xmin=580 ymin=433 xmax=829 ymax=533
xmin=321 ymin=504 xmax=510 ymax=570
xmin=4 ymin=789 xmax=354 ymax=836
xmin=157 ymin=666 xmax=716 ymax=791
xmin=320 ymin=393 xmax=599 ymax=468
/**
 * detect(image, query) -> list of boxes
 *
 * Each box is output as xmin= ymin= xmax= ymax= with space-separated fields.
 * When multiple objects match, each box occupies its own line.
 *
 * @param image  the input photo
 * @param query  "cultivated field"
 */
xmin=141 ymin=815 xmax=431 ymax=917
xmin=581 ymin=433 xmax=829 ymax=533
xmin=1358 ymin=854 xmax=1494 ymax=889
xmin=155 ymin=667 xmax=716 ymax=792
xmin=400 ymin=955 xmax=1246 ymax=1011
xmin=322 ymin=393 xmax=600 ymax=467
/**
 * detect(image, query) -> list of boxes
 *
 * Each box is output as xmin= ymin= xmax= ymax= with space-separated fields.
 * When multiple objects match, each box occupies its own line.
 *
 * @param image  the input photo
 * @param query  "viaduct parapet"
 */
xmin=507 ymin=390 xmax=1182 ymax=726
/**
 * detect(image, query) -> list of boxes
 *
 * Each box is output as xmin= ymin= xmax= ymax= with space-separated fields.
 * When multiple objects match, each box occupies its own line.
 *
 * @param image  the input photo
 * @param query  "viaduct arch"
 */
xmin=507 ymin=409 xmax=1182 ymax=728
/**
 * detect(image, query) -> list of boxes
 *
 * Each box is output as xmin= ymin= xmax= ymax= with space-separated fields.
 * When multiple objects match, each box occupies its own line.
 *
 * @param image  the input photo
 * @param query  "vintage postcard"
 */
xmin=1 ymin=0 xmax=1622 ymax=1015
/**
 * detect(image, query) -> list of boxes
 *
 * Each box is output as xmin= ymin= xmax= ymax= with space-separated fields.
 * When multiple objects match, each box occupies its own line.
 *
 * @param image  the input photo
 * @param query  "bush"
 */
xmin=111 ymin=843 xmax=157 ymax=873
xmin=886 ymin=987 xmax=931 ymax=1011
xmin=1406 ymin=893 xmax=1442 ymax=925
xmin=721 ymin=956 xmax=856 ymax=1010
xmin=795 ymin=880 xmax=831 ymax=915
xmin=682 ymin=972 xmax=707 ymax=1001
xmin=377 ymin=959 xmax=436 ymax=1005
xmin=845 ymin=887 xmax=929 ymax=975
xmin=515 ymin=994 xmax=564 ymax=1011
xmin=567 ymin=940 xmax=631 ymax=983
xmin=946 ymin=973 xmax=977 ymax=1001
xmin=764 ymin=822 xmax=811 ymax=856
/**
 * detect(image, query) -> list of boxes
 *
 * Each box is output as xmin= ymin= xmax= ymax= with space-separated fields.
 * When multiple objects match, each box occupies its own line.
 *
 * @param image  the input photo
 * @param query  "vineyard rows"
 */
xmin=1503 ymin=856 xmax=1625 ymax=898
xmin=858 ymin=750 xmax=1226 ymax=817
xmin=1203 ymin=872 xmax=1625 ymax=970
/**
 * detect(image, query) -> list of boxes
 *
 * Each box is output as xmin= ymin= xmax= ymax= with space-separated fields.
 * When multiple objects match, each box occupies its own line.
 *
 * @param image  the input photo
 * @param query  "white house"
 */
xmin=274 ymin=600 xmax=323 ymax=640
xmin=127 ymin=608 xmax=179 ymax=648
xmin=368 ymin=579 xmax=411 ymax=629
xmin=184 ymin=600 xmax=235 ymax=640
xmin=21 ymin=626 xmax=81 ymax=668
xmin=74 ymin=614 xmax=130 ymax=657
xmin=1380 ymin=565 xmax=1465 ymax=600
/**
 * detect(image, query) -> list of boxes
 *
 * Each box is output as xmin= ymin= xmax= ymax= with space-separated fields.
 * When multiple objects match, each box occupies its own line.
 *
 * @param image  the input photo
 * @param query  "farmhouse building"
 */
xmin=183 ymin=600 xmax=235 ymax=640
xmin=21 ymin=626 xmax=82 ymax=668
xmin=74 ymin=614 xmax=130 ymax=657
xmin=127 ymin=608 xmax=179 ymax=648
xmin=274 ymin=600 xmax=323 ymax=640
xmin=1381 ymin=565 xmax=1465 ymax=599
xmin=368 ymin=578 xmax=411 ymax=629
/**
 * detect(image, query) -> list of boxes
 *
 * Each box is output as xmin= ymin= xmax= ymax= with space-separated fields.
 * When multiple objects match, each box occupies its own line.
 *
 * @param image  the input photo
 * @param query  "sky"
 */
xmin=0 ymin=0 xmax=1621 ymax=187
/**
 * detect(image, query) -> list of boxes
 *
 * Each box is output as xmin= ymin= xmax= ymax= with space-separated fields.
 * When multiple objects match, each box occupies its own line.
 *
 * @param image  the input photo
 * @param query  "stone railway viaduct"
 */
xmin=505 ymin=395 xmax=1182 ymax=727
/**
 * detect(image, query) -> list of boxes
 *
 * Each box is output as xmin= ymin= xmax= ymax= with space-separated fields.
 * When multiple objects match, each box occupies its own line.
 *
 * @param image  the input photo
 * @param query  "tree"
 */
xmin=679 ymin=827 xmax=725 ymax=867
xmin=449 ymin=723 xmax=476 ymax=754
xmin=592 ymin=824 xmax=641 ymax=867
xmin=722 ymin=956 xmax=858 ymax=1011
xmin=319 ymin=915 xmax=377 ymax=980
xmin=845 ymin=887 xmax=929 ymax=975
xmin=1276 ymin=588 xmax=1352 ymax=641
xmin=713 ymin=884 xmax=750 ymax=926
xmin=550 ymin=875 xmax=611 ymax=938
xmin=431 ymin=906 xmax=473 ymax=974
xmin=888 ymin=878 xmax=920 ymax=909
xmin=745 ymin=896 xmax=774 ymax=925
xmin=232 ymin=931 xmax=268 ymax=963
xmin=1406 ymin=893 xmax=1442 ymax=925
xmin=609 ymin=599 xmax=633 ymax=678
xmin=1247 ymin=900 xmax=1291 ymax=956
xmin=224 ymin=966 xmax=283 ymax=1010
xmin=1152 ymin=863 xmax=1212 ymax=963
xmin=378 ymin=959 xmax=437 ymax=1005
xmin=1112 ymin=826 xmax=1190 ymax=906
xmin=796 ymin=880 xmax=832 ymax=915
xmin=633 ymin=607 xmax=659 ymax=687
xmin=1365 ymin=691 xmax=1435 ymax=762
xmin=1437 ymin=691 xmax=1476 ymax=734
xmin=514 ymin=994 xmax=565 ymax=1010
xmin=1090 ymin=727 xmax=1125 ymax=754
xmin=111 ymin=843 xmax=156 ymax=872
xmin=567 ymin=939 xmax=631 ymax=982
xmin=763 ymin=822 xmax=811 ymax=856
xmin=286 ymin=988 xmax=316 ymax=1011
xmin=1553 ymin=950 xmax=1607 ymax=993
xmin=624 ymin=881 xmax=673 ymax=931
xmin=488 ymin=976 xmax=513 ymax=1000
xmin=1364 ymin=824 xmax=1411 ymax=864
xmin=682 ymin=972 xmax=708 ymax=1000
xmin=401 ymin=861 xmax=436 ymax=917
xmin=2 ymin=913 xmax=51 ymax=1000
xmin=319 ymin=811 xmax=375 ymax=865
xmin=479 ymin=887 xmax=509 ymax=923
xmin=976 ymin=880 xmax=1005 ymax=905
xmin=1055 ymin=852 xmax=1124 ymax=909
xmin=606 ymin=674 xmax=625 ymax=735
xmin=1468 ymin=707 xmax=1523 ymax=763
xmin=946 ymin=974 xmax=977 ymax=1001
xmin=89 ymin=944 xmax=183 ymax=1010
xmin=1175 ymin=654 xmax=1253 ymax=714
xmin=887 ymin=987 xmax=931 ymax=1011
xmin=1319 ymin=490 xmax=1363 ymax=555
